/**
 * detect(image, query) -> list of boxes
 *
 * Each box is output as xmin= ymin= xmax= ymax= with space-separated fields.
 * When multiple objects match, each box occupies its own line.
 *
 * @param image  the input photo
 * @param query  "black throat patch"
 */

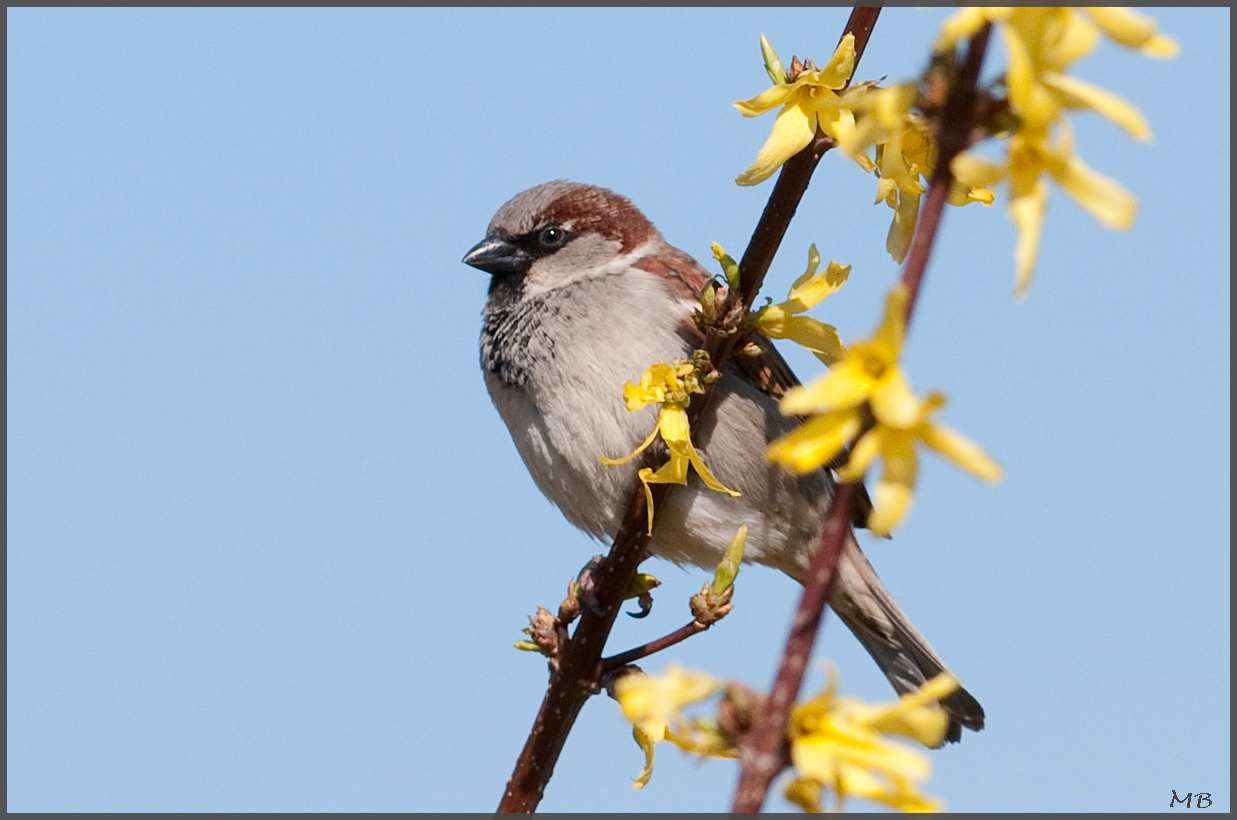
xmin=480 ymin=275 xmax=558 ymax=389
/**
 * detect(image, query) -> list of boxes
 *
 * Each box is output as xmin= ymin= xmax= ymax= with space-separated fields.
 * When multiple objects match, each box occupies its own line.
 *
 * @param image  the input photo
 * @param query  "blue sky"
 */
xmin=8 ymin=7 xmax=1228 ymax=813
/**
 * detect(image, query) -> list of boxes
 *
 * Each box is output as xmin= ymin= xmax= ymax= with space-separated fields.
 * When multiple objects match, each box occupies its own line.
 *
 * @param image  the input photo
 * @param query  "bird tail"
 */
xmin=801 ymin=537 xmax=985 ymax=744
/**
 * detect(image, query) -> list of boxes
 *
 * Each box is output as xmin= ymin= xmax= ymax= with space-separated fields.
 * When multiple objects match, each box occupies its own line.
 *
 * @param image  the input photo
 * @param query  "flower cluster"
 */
xmin=614 ymin=663 xmax=961 ymax=811
xmin=733 ymin=9 xmax=1175 ymax=295
xmin=784 ymin=671 xmax=960 ymax=812
xmin=940 ymin=7 xmax=1178 ymax=296
xmin=768 ymin=284 xmax=1001 ymax=536
xmin=735 ymin=36 xmax=994 ymax=264
xmin=601 ymin=361 xmax=740 ymax=533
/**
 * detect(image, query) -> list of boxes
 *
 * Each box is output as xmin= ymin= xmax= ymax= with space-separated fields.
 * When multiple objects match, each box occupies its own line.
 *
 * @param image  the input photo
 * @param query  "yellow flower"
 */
xmin=768 ymin=284 xmax=918 ymax=474
xmin=785 ymin=670 xmax=961 ymax=813
xmin=1002 ymin=9 xmax=1154 ymax=138
xmin=613 ymin=665 xmax=729 ymax=788
xmin=953 ymin=120 xmax=1136 ymax=298
xmin=602 ymin=362 xmax=740 ymax=532
xmin=734 ymin=34 xmax=857 ymax=186
xmin=615 ymin=665 xmax=961 ymax=805
xmin=754 ymin=244 xmax=849 ymax=365
xmin=768 ymin=285 xmax=1000 ymax=535
xmin=836 ymin=392 xmax=1003 ymax=537
xmin=839 ymin=84 xmax=993 ymax=263
xmin=937 ymin=7 xmax=1178 ymax=64
xmin=933 ymin=8 xmax=1175 ymax=296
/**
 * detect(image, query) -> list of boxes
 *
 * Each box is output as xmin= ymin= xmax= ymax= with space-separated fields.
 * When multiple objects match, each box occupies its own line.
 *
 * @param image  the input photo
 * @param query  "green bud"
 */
xmin=711 ymin=525 xmax=747 ymax=598
xmin=761 ymin=34 xmax=787 ymax=85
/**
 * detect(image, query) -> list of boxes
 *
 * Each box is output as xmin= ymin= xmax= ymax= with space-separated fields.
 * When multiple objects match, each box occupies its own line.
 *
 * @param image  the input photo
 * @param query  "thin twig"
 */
xmin=601 ymin=620 xmax=710 ymax=672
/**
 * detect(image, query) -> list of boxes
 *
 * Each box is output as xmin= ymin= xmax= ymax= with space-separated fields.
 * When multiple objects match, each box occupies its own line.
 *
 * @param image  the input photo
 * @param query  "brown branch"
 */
xmin=731 ymin=482 xmax=857 ymax=812
xmin=901 ymin=24 xmax=992 ymax=318
xmin=730 ymin=22 xmax=993 ymax=814
xmin=737 ymin=6 xmax=882 ymax=311
xmin=838 ymin=5 xmax=881 ymax=66
xmin=498 ymin=484 xmax=669 ymax=812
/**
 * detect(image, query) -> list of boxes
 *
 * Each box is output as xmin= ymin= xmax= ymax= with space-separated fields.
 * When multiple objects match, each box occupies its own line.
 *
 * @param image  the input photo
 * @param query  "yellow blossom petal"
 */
xmin=600 ymin=422 xmax=660 ymax=466
xmin=1052 ymin=149 xmax=1137 ymax=231
xmin=947 ymin=182 xmax=995 ymax=206
xmin=767 ymin=409 xmax=863 ymax=474
xmin=1053 ymin=8 xmax=1102 ymax=65
xmin=936 ymin=7 xmax=1012 ymax=52
xmin=735 ymin=99 xmax=815 ymax=186
xmin=844 ymin=425 xmax=918 ymax=537
xmin=870 ymin=368 xmax=923 ymax=429
xmin=834 ymin=426 xmax=879 ymax=484
xmin=784 ymin=777 xmax=823 ymax=813
xmin=734 ymin=82 xmax=795 ymax=116
xmin=788 ymin=257 xmax=850 ymax=310
xmin=793 ymin=727 xmax=931 ymax=788
xmin=643 ymin=451 xmax=689 ymax=486
xmin=636 ymin=467 xmax=657 ymax=533
xmin=873 ymin=283 xmax=908 ymax=356
xmin=780 ymin=317 xmax=846 ymax=366
xmin=1084 ymin=7 xmax=1180 ymax=58
xmin=615 ymin=664 xmax=720 ymax=728
xmin=917 ymin=420 xmax=1004 ymax=483
xmin=868 ymin=477 xmax=914 ymax=539
xmin=951 ymin=152 xmax=1008 ymax=189
xmin=631 ymin=723 xmax=661 ymax=789
xmin=780 ymin=359 xmax=876 ymax=416
xmin=657 ymin=403 xmax=691 ymax=445
xmin=1039 ymin=71 xmax=1150 ymax=141
xmin=1002 ymin=21 xmax=1060 ymax=131
xmin=819 ymin=33 xmax=857 ymax=88
xmin=1009 ymin=177 xmax=1047 ymax=299
xmin=846 ymin=674 xmax=959 ymax=746
xmin=687 ymin=446 xmax=742 ymax=497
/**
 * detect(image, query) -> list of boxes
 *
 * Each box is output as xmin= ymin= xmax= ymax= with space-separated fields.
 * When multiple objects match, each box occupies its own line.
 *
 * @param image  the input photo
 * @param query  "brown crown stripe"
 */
xmin=543 ymin=187 xmax=654 ymax=254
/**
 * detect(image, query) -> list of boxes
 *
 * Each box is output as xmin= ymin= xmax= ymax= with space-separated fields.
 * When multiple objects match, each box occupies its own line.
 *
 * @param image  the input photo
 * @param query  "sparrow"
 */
xmin=463 ymin=180 xmax=983 ymax=741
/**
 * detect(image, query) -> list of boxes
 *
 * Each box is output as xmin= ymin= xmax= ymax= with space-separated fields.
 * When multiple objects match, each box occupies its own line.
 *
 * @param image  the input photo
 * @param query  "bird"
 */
xmin=462 ymin=180 xmax=983 ymax=742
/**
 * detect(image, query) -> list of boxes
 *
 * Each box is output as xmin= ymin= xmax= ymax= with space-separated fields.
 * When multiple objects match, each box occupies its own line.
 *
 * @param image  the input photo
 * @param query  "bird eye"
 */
xmin=538 ymin=226 xmax=568 ymax=250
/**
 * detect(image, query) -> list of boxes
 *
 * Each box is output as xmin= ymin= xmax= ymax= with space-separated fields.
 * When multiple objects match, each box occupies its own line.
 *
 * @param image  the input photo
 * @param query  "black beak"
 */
xmin=462 ymin=235 xmax=531 ymax=277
